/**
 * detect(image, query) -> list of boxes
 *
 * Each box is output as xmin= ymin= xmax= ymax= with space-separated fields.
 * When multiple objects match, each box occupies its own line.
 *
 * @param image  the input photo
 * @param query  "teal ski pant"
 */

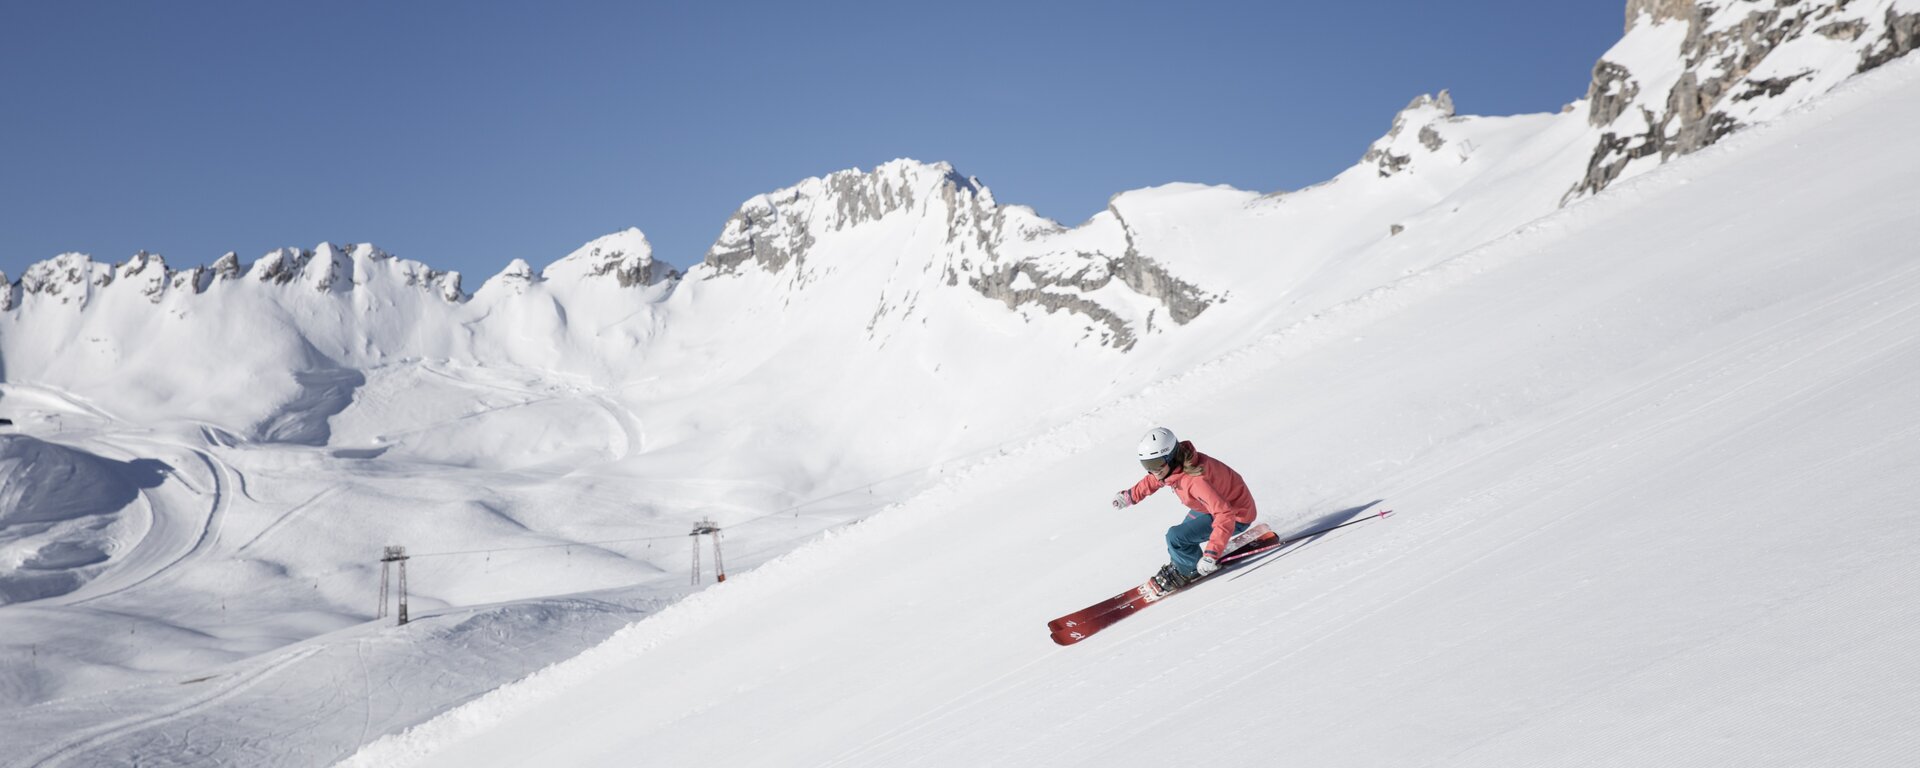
xmin=1167 ymin=510 xmax=1249 ymax=577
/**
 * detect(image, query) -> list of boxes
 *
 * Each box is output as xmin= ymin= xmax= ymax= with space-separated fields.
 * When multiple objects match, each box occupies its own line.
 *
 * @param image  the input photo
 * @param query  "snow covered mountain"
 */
xmin=2 ymin=1 xmax=1917 ymax=764
xmin=1571 ymin=0 xmax=1920 ymax=197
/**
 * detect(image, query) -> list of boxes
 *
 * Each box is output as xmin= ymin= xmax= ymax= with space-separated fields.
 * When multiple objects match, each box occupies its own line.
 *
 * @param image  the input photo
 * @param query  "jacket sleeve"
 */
xmin=1126 ymin=473 xmax=1163 ymax=504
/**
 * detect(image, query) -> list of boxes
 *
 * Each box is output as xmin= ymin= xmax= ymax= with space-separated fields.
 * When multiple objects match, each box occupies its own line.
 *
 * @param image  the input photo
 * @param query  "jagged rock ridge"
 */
xmin=1361 ymin=92 xmax=1458 ymax=178
xmin=699 ymin=159 xmax=1220 ymax=350
xmin=1570 ymin=0 xmax=1920 ymax=200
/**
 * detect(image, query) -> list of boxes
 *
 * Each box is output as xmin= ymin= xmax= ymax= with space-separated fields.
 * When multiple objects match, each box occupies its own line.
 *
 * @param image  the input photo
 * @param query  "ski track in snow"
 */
xmin=20 ymin=646 xmax=325 ymax=768
xmin=8 ymin=423 xmax=239 ymax=612
xmin=68 ymin=441 xmax=231 ymax=607
xmin=234 ymin=487 xmax=337 ymax=555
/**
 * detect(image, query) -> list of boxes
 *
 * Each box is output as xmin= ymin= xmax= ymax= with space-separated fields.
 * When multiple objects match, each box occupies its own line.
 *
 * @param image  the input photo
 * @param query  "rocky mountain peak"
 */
xmin=1360 ymin=91 xmax=1459 ymax=178
xmin=3 ymin=242 xmax=464 ymax=317
xmin=691 ymin=158 xmax=1221 ymax=352
xmin=700 ymin=159 xmax=989 ymax=278
xmin=544 ymin=227 xmax=675 ymax=288
xmin=18 ymin=253 xmax=110 ymax=309
xmin=1570 ymin=0 xmax=1920 ymax=201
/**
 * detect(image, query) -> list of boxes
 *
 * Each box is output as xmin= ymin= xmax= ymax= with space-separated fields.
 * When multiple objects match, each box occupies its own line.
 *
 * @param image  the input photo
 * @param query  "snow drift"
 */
xmin=0 ymin=436 xmax=152 ymax=603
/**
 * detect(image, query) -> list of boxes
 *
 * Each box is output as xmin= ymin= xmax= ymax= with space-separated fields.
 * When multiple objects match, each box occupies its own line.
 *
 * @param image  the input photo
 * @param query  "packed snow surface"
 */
xmin=339 ymin=57 xmax=1920 ymax=767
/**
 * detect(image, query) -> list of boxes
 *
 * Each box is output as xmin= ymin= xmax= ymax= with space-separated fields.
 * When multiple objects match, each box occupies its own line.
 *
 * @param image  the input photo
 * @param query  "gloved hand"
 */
xmin=1195 ymin=554 xmax=1220 ymax=576
xmin=1111 ymin=491 xmax=1133 ymax=509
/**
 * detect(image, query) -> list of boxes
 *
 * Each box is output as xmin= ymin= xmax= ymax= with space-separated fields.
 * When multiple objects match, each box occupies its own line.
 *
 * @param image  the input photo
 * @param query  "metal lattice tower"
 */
xmin=689 ymin=519 xmax=726 ymax=584
xmin=379 ymin=545 xmax=411 ymax=626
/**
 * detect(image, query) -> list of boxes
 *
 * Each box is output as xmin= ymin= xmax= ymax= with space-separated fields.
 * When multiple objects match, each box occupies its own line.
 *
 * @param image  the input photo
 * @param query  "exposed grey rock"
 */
xmin=1569 ymin=0 xmax=1918 ymax=203
xmin=1361 ymin=92 xmax=1455 ymax=178
xmin=254 ymin=248 xmax=314 ymax=285
xmin=311 ymin=244 xmax=354 ymax=293
xmin=1734 ymin=71 xmax=1814 ymax=101
xmin=940 ymin=172 xmax=1000 ymax=254
xmin=1859 ymin=8 xmax=1920 ymax=71
xmin=966 ymin=257 xmax=1136 ymax=349
xmin=436 ymin=271 xmax=464 ymax=303
xmin=119 ymin=251 xmax=170 ymax=303
xmin=1109 ymin=210 xmax=1214 ymax=326
xmin=1586 ymin=60 xmax=1641 ymax=126
xmin=1818 ymin=19 xmax=1868 ymax=41
xmin=703 ymin=194 xmax=818 ymax=276
xmin=213 ymin=252 xmax=241 ymax=280
xmin=700 ymin=165 xmax=943 ymax=277
xmin=961 ymin=203 xmax=1220 ymax=351
xmin=1574 ymin=112 xmax=1664 ymax=198
xmin=955 ymin=191 xmax=1216 ymax=349
xmin=703 ymin=160 xmax=1217 ymax=350
xmin=589 ymin=249 xmax=659 ymax=287
xmin=171 ymin=265 xmax=213 ymax=295
xmin=591 ymin=245 xmax=675 ymax=288
xmin=120 ymin=251 xmax=155 ymax=277
xmin=1625 ymin=0 xmax=1695 ymax=32
xmin=20 ymin=254 xmax=100 ymax=306
xmin=397 ymin=260 xmax=466 ymax=302
xmin=1367 ymin=150 xmax=1413 ymax=177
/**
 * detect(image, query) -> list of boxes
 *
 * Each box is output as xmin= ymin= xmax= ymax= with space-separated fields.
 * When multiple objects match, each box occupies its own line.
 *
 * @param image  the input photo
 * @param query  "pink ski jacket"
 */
xmin=1124 ymin=441 xmax=1258 ymax=557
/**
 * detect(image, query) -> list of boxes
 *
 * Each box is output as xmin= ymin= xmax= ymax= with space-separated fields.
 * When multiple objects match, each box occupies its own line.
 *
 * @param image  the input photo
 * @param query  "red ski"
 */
xmin=1048 ymin=530 xmax=1284 ymax=645
xmin=1048 ymin=509 xmax=1392 ymax=646
xmin=1046 ymin=523 xmax=1275 ymax=635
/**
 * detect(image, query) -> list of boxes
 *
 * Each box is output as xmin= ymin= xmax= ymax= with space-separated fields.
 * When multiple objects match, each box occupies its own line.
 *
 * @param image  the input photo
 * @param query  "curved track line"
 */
xmin=22 ymin=646 xmax=325 ymax=768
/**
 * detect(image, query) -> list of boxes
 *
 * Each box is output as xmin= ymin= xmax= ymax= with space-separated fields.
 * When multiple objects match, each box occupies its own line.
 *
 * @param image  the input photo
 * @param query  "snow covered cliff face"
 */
xmin=697 ymin=159 xmax=1218 ymax=351
xmin=1569 ymin=0 xmax=1920 ymax=199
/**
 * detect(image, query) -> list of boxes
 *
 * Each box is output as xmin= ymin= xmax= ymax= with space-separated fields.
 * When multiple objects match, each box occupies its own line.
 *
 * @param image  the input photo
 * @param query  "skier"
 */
xmin=1110 ymin=427 xmax=1258 ymax=593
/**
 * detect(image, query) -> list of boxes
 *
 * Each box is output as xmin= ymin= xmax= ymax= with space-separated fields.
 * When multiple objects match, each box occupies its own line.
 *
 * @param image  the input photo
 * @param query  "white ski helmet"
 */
xmin=1136 ymin=427 xmax=1178 ymax=463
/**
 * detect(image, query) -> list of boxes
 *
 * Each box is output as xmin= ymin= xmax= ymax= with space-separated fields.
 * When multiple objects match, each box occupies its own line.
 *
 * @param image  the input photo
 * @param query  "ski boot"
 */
xmin=1151 ymin=563 xmax=1194 ymax=595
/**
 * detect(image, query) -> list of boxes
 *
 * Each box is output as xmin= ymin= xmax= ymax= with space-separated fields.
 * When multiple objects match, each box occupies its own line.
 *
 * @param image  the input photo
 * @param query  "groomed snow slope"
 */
xmin=346 ymin=58 xmax=1920 ymax=767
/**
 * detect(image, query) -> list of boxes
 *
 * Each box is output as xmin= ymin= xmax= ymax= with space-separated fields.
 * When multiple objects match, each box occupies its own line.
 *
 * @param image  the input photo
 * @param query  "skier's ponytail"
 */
xmin=1177 ymin=442 xmax=1204 ymax=475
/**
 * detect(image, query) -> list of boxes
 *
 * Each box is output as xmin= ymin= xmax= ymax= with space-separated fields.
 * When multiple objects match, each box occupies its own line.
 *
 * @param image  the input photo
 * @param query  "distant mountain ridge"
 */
xmin=698 ymin=159 xmax=1222 ymax=351
xmin=8 ymin=1 xmax=1914 ymax=310
xmin=2 ymin=0 xmax=1914 ymax=435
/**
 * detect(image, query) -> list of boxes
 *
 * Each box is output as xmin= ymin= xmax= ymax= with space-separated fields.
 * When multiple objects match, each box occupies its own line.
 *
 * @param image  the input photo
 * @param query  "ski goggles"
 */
xmin=1140 ymin=455 xmax=1174 ymax=473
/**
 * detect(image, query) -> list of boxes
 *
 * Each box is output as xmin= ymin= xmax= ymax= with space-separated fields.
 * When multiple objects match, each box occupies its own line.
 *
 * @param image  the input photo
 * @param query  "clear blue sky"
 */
xmin=1 ymin=1 xmax=1622 ymax=283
